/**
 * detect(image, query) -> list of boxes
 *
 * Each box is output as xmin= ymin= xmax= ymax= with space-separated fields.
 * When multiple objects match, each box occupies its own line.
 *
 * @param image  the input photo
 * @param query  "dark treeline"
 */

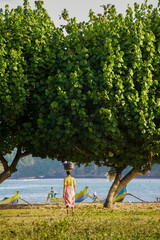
xmin=1 ymin=153 xmax=159 ymax=179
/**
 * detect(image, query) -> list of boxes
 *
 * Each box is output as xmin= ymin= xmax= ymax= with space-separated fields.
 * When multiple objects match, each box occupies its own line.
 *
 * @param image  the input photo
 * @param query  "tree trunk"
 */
xmin=114 ymin=167 xmax=140 ymax=197
xmin=104 ymin=168 xmax=123 ymax=208
xmin=0 ymin=169 xmax=13 ymax=184
xmin=104 ymin=166 xmax=149 ymax=208
xmin=0 ymin=147 xmax=30 ymax=184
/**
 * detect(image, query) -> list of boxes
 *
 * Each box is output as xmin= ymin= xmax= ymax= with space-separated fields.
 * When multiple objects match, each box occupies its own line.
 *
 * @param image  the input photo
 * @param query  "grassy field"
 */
xmin=0 ymin=202 xmax=160 ymax=240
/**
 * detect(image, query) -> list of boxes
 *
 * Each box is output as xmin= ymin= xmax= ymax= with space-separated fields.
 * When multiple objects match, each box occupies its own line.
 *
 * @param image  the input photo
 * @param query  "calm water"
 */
xmin=0 ymin=178 xmax=160 ymax=203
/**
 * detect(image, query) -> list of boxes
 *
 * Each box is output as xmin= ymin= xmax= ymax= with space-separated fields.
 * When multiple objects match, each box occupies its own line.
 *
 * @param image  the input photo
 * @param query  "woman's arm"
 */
xmin=63 ymin=179 xmax=65 ymax=199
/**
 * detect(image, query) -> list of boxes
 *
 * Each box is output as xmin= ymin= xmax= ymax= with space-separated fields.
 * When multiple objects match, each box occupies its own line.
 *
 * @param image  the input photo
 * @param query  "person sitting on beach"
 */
xmin=63 ymin=170 xmax=76 ymax=215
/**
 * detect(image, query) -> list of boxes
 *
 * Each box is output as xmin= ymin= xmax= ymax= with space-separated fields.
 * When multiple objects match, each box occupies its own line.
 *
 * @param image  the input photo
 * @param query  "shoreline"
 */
xmin=1 ymin=202 xmax=160 ymax=210
xmin=8 ymin=176 xmax=160 ymax=180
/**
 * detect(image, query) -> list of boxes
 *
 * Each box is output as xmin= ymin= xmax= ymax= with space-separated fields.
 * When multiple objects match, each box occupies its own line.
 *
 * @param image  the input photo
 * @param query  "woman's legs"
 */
xmin=66 ymin=206 xmax=74 ymax=216
xmin=66 ymin=206 xmax=69 ymax=215
xmin=71 ymin=207 xmax=74 ymax=215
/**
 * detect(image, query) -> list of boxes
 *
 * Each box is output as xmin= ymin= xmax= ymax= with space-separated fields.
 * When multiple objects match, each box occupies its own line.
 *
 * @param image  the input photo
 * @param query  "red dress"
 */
xmin=64 ymin=176 xmax=75 ymax=207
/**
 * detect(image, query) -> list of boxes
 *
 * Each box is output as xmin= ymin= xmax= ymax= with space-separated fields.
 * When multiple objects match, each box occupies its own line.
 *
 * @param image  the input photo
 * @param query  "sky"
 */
xmin=0 ymin=0 xmax=159 ymax=26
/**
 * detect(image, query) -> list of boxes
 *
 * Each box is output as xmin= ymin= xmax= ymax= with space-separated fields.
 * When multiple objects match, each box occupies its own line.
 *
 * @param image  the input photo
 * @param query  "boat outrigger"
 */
xmin=0 ymin=191 xmax=31 ymax=206
xmin=87 ymin=186 xmax=127 ymax=203
xmin=75 ymin=186 xmax=88 ymax=202
xmin=46 ymin=186 xmax=89 ymax=203
xmin=114 ymin=186 xmax=127 ymax=202
xmin=46 ymin=186 xmax=127 ymax=203
xmin=3 ymin=185 xmax=154 ymax=205
xmin=0 ymin=191 xmax=20 ymax=205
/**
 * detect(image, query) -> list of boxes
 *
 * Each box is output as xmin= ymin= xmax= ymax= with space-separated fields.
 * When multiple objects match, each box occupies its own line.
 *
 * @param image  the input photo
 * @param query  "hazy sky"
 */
xmin=0 ymin=0 xmax=158 ymax=26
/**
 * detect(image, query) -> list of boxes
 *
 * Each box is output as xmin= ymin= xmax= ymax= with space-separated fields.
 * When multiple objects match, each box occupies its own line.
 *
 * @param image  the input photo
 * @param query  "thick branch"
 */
xmin=115 ymin=167 xmax=141 ymax=197
xmin=10 ymin=146 xmax=22 ymax=170
xmin=139 ymin=168 xmax=149 ymax=175
xmin=101 ymin=162 xmax=117 ymax=168
xmin=0 ymin=147 xmax=31 ymax=184
xmin=0 ymin=169 xmax=12 ymax=184
xmin=10 ymin=146 xmax=30 ymax=171
xmin=104 ymin=168 xmax=123 ymax=208
xmin=0 ymin=154 xmax=9 ymax=171
xmin=21 ymin=151 xmax=31 ymax=158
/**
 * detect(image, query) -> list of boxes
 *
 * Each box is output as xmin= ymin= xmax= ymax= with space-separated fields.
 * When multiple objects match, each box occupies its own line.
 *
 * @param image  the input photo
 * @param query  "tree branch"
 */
xmin=139 ymin=168 xmax=149 ymax=175
xmin=74 ymin=146 xmax=88 ymax=155
xmin=115 ymin=167 xmax=140 ymax=196
xmin=21 ymin=151 xmax=31 ymax=158
xmin=10 ymin=146 xmax=29 ymax=171
xmin=101 ymin=162 xmax=116 ymax=168
xmin=0 ymin=153 xmax=9 ymax=171
xmin=74 ymin=145 xmax=92 ymax=157
xmin=104 ymin=168 xmax=123 ymax=208
xmin=0 ymin=148 xmax=31 ymax=184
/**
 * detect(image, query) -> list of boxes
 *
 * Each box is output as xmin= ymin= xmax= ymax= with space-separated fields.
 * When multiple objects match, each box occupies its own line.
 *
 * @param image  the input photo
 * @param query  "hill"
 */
xmin=1 ymin=153 xmax=159 ymax=179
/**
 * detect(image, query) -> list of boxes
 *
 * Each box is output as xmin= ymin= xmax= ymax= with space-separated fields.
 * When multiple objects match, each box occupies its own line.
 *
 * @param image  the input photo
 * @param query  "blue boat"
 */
xmin=75 ymin=187 xmax=88 ymax=203
xmin=114 ymin=186 xmax=127 ymax=202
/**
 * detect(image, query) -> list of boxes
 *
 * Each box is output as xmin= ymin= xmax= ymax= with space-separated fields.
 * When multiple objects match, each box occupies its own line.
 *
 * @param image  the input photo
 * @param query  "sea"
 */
xmin=0 ymin=178 xmax=160 ymax=204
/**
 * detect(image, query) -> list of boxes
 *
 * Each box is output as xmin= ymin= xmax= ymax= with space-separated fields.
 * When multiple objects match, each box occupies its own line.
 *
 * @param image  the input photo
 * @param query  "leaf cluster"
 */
xmin=0 ymin=1 xmax=160 ymax=171
xmin=32 ymin=1 xmax=160 ymax=170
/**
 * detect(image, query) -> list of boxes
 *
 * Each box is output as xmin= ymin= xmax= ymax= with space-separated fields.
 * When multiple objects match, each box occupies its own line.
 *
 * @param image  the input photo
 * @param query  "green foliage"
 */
xmin=29 ymin=1 xmax=160 ymax=172
xmin=0 ymin=1 xmax=160 ymax=185
xmin=0 ymin=0 xmax=56 ymax=155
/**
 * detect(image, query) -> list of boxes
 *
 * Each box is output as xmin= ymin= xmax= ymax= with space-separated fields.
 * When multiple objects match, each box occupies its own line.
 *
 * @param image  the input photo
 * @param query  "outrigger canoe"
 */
xmin=75 ymin=186 xmax=88 ymax=202
xmin=46 ymin=187 xmax=88 ymax=203
xmin=98 ymin=186 xmax=127 ymax=203
xmin=87 ymin=186 xmax=127 ymax=203
xmin=114 ymin=186 xmax=127 ymax=202
xmin=0 ymin=191 xmax=32 ymax=206
xmin=0 ymin=191 xmax=20 ymax=205
xmin=0 ymin=187 xmax=126 ymax=205
xmin=46 ymin=186 xmax=127 ymax=204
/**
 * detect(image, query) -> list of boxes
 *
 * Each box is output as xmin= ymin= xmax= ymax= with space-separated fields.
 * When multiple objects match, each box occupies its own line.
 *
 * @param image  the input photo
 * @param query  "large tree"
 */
xmin=68 ymin=2 xmax=160 ymax=208
xmin=30 ymin=2 xmax=160 ymax=207
xmin=0 ymin=0 xmax=59 ymax=183
xmin=0 ymin=1 xmax=160 ymax=209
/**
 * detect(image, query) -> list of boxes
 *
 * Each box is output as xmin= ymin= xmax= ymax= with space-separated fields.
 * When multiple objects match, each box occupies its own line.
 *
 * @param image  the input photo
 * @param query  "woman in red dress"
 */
xmin=63 ymin=170 xmax=76 ymax=215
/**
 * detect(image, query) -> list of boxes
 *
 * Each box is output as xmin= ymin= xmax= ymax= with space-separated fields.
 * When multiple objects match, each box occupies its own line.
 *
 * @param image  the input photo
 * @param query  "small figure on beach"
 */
xmin=63 ymin=170 xmax=76 ymax=215
xmin=46 ymin=187 xmax=59 ymax=203
xmin=93 ymin=191 xmax=98 ymax=202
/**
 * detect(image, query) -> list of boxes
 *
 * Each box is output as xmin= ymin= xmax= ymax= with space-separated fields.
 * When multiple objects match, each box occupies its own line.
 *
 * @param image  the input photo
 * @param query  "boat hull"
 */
xmin=47 ymin=187 xmax=89 ymax=203
xmin=75 ymin=187 xmax=88 ymax=203
xmin=75 ymin=194 xmax=88 ymax=203
xmin=100 ymin=186 xmax=127 ymax=203
xmin=0 ymin=191 xmax=19 ymax=205
xmin=114 ymin=186 xmax=127 ymax=202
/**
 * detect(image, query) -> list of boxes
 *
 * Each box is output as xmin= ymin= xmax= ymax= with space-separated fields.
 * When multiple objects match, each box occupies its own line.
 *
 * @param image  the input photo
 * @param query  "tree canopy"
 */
xmin=27 ymin=1 xmax=160 ymax=207
xmin=30 ymin=1 xmax=160 ymax=168
xmin=0 ymin=0 xmax=160 ymax=207
xmin=0 ymin=0 xmax=58 ymax=182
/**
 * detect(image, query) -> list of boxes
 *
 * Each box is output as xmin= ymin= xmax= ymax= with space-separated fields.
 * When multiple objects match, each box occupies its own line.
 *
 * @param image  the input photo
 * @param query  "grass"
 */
xmin=0 ymin=203 xmax=160 ymax=239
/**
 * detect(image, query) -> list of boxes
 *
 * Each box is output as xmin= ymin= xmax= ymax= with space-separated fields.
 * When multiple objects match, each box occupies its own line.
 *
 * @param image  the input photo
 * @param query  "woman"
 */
xmin=63 ymin=170 xmax=76 ymax=215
